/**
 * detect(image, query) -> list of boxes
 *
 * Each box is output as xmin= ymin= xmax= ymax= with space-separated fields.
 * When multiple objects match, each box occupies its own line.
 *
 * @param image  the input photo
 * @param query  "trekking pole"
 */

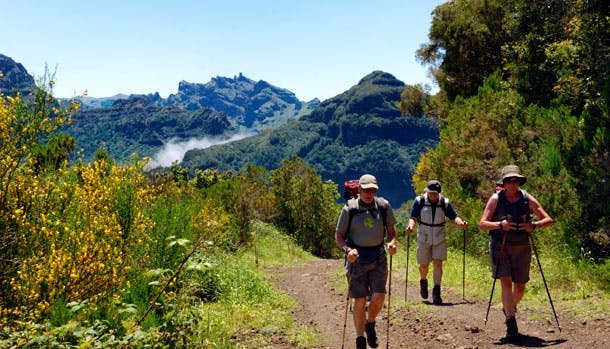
xmin=341 ymin=267 xmax=352 ymax=349
xmin=462 ymin=222 xmax=467 ymax=300
xmin=528 ymin=232 xmax=562 ymax=332
xmin=485 ymin=228 xmax=507 ymax=326
xmin=405 ymin=233 xmax=410 ymax=301
xmin=386 ymin=254 xmax=393 ymax=349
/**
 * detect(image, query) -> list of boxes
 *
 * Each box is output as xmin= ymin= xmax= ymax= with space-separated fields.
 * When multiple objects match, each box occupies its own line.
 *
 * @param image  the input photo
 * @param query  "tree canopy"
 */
xmin=412 ymin=0 xmax=610 ymax=263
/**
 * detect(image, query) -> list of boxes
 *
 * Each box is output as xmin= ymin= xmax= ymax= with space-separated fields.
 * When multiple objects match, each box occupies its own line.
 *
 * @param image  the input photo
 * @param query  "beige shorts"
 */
xmin=416 ymin=239 xmax=447 ymax=264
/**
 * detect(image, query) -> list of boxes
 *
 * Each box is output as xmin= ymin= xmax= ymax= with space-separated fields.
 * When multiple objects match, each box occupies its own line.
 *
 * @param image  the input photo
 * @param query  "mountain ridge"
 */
xmin=181 ymin=71 xmax=440 ymax=206
xmin=1 ymin=54 xmax=438 ymax=206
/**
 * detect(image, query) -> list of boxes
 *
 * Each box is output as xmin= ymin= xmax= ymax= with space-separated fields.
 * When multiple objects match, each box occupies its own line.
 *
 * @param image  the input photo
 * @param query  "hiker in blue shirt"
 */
xmin=405 ymin=180 xmax=467 ymax=305
xmin=335 ymin=174 xmax=397 ymax=349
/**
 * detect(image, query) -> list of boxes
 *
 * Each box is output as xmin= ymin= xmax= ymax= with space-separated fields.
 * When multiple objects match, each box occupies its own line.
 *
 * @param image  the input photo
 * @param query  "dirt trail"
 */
xmin=266 ymin=259 xmax=609 ymax=348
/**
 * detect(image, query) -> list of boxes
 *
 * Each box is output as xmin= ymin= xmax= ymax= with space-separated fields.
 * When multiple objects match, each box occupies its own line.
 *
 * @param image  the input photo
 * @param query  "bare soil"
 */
xmin=266 ymin=259 xmax=610 ymax=348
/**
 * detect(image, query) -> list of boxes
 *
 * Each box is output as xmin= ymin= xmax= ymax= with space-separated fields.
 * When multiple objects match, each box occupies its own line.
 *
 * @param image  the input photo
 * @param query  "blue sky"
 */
xmin=3 ymin=0 xmax=445 ymax=102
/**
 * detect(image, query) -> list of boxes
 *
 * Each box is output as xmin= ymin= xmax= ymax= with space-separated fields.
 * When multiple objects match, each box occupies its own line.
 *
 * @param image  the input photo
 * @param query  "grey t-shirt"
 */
xmin=336 ymin=197 xmax=396 ymax=247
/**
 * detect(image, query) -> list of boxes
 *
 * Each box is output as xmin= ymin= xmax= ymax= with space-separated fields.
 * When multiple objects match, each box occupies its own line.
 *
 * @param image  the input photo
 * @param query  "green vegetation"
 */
xmin=406 ymin=0 xmax=610 ymax=275
xmin=270 ymin=155 xmax=339 ymax=257
xmin=0 ymin=81 xmax=338 ymax=347
xmin=2 ymin=1 xmax=609 ymax=346
xmin=0 ymin=76 xmax=608 ymax=347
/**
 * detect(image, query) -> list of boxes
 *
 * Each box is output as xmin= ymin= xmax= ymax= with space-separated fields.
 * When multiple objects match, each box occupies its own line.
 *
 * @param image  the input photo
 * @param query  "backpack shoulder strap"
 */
xmin=418 ymin=194 xmax=446 ymax=212
xmin=439 ymin=194 xmax=447 ymax=213
xmin=498 ymin=189 xmax=506 ymax=203
xmin=520 ymin=189 xmax=530 ymax=212
xmin=346 ymin=197 xmax=389 ymax=238
xmin=417 ymin=195 xmax=425 ymax=208
xmin=374 ymin=196 xmax=389 ymax=228
xmin=345 ymin=199 xmax=359 ymax=241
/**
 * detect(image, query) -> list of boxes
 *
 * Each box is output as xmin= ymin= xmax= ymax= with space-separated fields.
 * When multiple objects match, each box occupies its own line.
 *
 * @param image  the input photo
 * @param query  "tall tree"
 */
xmin=502 ymin=0 xmax=573 ymax=107
xmin=413 ymin=0 xmax=610 ymax=261
xmin=270 ymin=155 xmax=339 ymax=257
xmin=417 ymin=0 xmax=507 ymax=100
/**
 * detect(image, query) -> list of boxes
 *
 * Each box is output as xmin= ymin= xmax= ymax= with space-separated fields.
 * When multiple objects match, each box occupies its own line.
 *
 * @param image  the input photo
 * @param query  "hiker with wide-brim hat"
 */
xmin=335 ymin=174 xmax=397 ymax=349
xmin=404 ymin=180 xmax=467 ymax=305
xmin=479 ymin=165 xmax=554 ymax=343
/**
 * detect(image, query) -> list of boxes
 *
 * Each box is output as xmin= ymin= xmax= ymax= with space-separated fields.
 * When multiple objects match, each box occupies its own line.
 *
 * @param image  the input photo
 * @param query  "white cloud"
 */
xmin=147 ymin=133 xmax=253 ymax=169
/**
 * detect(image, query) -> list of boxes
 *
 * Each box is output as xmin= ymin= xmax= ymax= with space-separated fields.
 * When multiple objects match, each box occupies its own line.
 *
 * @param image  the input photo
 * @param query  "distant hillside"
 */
xmin=65 ymin=73 xmax=320 ymax=163
xmin=1 ymin=54 xmax=320 ymax=163
xmin=181 ymin=71 xmax=440 ymax=206
xmin=62 ymin=96 xmax=233 ymax=163
xmin=0 ymin=54 xmax=35 ymax=97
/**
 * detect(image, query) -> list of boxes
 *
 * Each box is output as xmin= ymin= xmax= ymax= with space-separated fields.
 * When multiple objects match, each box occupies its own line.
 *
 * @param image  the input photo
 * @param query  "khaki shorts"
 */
xmin=416 ymin=239 xmax=447 ymax=264
xmin=489 ymin=241 xmax=531 ymax=283
xmin=347 ymin=253 xmax=388 ymax=298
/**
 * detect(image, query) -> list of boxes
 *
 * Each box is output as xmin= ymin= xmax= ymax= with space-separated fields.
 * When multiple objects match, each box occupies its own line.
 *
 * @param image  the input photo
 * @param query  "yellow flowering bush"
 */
xmin=1 ymin=83 xmax=154 ymax=324
xmin=5 ymin=158 xmax=154 ymax=321
xmin=189 ymin=198 xmax=233 ymax=247
xmin=1 ymin=82 xmax=79 ymax=322
xmin=412 ymin=152 xmax=434 ymax=193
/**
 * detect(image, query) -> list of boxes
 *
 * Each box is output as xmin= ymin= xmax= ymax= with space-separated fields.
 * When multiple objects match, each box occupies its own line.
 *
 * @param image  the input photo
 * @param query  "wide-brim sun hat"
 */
xmin=359 ymin=174 xmax=378 ymax=189
xmin=501 ymin=165 xmax=527 ymax=185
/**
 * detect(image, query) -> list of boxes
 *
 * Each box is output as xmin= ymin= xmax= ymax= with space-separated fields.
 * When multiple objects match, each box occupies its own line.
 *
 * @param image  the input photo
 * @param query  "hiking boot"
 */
xmin=505 ymin=316 xmax=519 ymax=343
xmin=356 ymin=336 xmax=367 ymax=349
xmin=432 ymin=285 xmax=442 ymax=305
xmin=365 ymin=320 xmax=378 ymax=348
xmin=420 ymin=279 xmax=428 ymax=299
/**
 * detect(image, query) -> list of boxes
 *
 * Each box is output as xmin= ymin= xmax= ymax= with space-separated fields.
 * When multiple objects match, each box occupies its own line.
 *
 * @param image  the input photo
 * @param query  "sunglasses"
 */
xmin=504 ymin=179 xmax=520 ymax=184
xmin=360 ymin=188 xmax=377 ymax=194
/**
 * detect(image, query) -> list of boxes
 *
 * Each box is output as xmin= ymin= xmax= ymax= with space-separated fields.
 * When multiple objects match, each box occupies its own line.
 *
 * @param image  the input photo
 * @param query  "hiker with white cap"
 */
xmin=335 ymin=174 xmax=397 ymax=349
xmin=405 ymin=180 xmax=467 ymax=305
